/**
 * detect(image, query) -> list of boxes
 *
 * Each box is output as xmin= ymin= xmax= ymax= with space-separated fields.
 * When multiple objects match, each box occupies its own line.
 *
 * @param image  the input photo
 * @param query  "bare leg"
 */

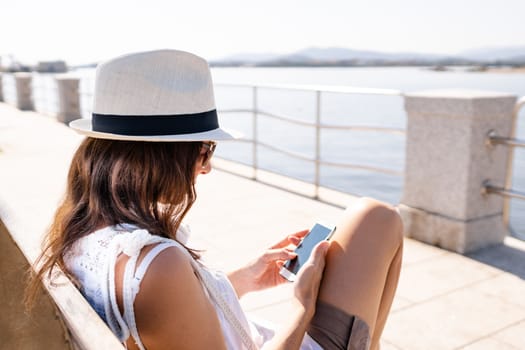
xmin=317 ymin=198 xmax=403 ymax=350
xmin=370 ymin=240 xmax=403 ymax=348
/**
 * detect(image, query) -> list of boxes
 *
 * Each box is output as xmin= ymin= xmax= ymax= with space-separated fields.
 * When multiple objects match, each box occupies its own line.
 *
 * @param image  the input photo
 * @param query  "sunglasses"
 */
xmin=201 ymin=141 xmax=217 ymax=166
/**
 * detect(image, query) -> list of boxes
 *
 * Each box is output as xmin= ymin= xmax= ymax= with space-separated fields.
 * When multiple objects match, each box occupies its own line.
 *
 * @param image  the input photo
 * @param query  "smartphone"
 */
xmin=279 ymin=223 xmax=336 ymax=282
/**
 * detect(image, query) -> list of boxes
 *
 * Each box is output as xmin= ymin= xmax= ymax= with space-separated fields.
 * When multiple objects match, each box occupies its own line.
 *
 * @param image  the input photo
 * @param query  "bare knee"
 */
xmin=341 ymin=197 xmax=403 ymax=250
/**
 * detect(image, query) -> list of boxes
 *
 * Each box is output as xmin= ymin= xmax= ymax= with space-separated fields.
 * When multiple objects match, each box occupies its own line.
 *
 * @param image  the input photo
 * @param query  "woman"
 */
xmin=28 ymin=50 xmax=403 ymax=350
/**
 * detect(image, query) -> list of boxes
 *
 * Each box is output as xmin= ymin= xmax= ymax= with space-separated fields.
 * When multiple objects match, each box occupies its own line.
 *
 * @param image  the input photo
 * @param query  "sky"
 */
xmin=1 ymin=0 xmax=524 ymax=65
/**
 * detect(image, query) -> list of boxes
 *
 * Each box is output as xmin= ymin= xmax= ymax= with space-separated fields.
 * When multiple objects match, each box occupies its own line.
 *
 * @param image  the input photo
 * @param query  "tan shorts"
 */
xmin=307 ymin=301 xmax=371 ymax=350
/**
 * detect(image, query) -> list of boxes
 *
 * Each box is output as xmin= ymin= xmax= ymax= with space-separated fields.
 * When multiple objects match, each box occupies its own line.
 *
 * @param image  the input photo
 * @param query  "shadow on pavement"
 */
xmin=467 ymin=241 xmax=525 ymax=279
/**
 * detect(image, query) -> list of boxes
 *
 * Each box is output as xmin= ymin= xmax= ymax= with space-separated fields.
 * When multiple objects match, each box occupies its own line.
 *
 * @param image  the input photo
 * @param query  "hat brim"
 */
xmin=69 ymin=118 xmax=242 ymax=141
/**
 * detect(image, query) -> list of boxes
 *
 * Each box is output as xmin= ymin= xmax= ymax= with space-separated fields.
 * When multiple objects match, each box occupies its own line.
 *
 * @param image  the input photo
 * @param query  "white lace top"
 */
xmin=64 ymin=224 xmax=322 ymax=350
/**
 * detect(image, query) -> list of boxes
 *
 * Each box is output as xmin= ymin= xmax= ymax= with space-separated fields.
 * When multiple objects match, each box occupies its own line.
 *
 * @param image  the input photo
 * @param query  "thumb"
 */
xmin=309 ymin=240 xmax=330 ymax=266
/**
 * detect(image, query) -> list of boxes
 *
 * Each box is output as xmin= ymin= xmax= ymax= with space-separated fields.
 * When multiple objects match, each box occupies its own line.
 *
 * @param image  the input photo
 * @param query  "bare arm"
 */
xmin=116 ymin=240 xmax=328 ymax=350
xmin=262 ymin=241 xmax=330 ymax=350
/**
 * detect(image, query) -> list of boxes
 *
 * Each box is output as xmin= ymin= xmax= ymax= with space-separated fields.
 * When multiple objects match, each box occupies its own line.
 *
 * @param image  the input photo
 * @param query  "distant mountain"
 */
xmin=214 ymin=52 xmax=281 ymax=64
xmin=286 ymin=47 xmax=452 ymax=62
xmin=458 ymin=46 xmax=525 ymax=61
xmin=210 ymin=46 xmax=525 ymax=67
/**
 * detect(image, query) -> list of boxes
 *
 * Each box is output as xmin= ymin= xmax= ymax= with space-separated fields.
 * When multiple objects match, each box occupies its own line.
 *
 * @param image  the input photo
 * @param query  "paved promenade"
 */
xmin=0 ymin=102 xmax=524 ymax=349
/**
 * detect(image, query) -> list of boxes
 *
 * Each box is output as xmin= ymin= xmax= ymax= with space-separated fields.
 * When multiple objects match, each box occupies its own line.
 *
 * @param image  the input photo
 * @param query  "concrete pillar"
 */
xmin=55 ymin=76 xmax=81 ymax=124
xmin=14 ymin=72 xmax=34 ymax=110
xmin=399 ymin=89 xmax=517 ymax=253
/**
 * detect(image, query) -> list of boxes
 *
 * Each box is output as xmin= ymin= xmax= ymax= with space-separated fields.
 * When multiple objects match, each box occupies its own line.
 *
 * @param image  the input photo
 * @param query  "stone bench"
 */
xmin=0 ymin=103 xmax=123 ymax=349
xmin=0 ymin=221 xmax=124 ymax=349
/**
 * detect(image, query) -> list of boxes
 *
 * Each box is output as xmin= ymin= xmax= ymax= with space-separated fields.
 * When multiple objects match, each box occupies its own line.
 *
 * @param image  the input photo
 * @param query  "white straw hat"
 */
xmin=70 ymin=49 xmax=241 ymax=141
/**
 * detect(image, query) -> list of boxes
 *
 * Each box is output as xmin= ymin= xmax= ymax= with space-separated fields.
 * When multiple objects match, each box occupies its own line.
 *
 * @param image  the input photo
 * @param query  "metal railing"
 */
xmin=1 ymin=74 xmax=17 ymax=106
xmin=215 ymin=83 xmax=405 ymax=199
xmin=483 ymin=96 xmax=525 ymax=231
xmin=79 ymin=73 xmax=95 ymax=119
xmin=32 ymin=74 xmax=59 ymax=116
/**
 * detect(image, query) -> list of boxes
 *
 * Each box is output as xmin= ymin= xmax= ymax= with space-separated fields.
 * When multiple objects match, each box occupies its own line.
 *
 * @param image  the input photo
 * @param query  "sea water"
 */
xmin=210 ymin=67 xmax=525 ymax=238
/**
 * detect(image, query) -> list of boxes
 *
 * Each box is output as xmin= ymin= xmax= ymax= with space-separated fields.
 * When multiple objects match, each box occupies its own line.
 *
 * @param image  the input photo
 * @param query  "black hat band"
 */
xmin=92 ymin=110 xmax=219 ymax=136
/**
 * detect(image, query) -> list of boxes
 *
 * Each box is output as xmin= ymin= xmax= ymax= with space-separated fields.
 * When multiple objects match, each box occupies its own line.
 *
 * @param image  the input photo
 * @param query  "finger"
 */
xmin=263 ymin=248 xmax=297 ymax=262
xmin=292 ymin=229 xmax=309 ymax=239
xmin=288 ymin=236 xmax=301 ymax=246
xmin=271 ymin=229 xmax=309 ymax=249
xmin=270 ymin=235 xmax=293 ymax=249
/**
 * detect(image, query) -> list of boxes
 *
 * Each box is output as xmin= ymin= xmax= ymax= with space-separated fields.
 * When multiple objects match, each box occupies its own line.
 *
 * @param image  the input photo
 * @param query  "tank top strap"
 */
xmin=105 ymin=228 xmax=175 ymax=348
xmin=122 ymin=241 xmax=178 ymax=350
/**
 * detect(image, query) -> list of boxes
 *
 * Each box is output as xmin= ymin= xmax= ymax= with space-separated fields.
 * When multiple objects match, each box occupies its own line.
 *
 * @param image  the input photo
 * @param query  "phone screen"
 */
xmin=280 ymin=223 xmax=335 ymax=281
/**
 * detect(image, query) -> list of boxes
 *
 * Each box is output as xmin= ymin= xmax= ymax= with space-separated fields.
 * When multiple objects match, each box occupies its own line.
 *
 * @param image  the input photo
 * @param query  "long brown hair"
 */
xmin=26 ymin=137 xmax=203 ymax=308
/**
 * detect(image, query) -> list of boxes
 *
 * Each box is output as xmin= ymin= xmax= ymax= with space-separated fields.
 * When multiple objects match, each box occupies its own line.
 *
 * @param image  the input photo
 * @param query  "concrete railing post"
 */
xmin=399 ymin=89 xmax=517 ymax=253
xmin=55 ymin=76 xmax=81 ymax=124
xmin=14 ymin=72 xmax=34 ymax=110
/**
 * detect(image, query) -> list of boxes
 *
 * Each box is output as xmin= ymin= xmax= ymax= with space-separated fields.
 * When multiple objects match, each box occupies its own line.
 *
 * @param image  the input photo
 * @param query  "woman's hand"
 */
xmin=227 ymin=229 xmax=309 ymax=297
xmin=292 ymin=240 xmax=330 ymax=319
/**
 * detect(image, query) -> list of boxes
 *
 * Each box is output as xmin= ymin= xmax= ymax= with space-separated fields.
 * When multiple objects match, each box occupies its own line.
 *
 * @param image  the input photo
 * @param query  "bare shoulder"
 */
xmin=139 ymin=244 xmax=195 ymax=282
xmin=133 ymin=246 xmax=199 ymax=321
xmin=131 ymin=246 xmax=226 ymax=350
